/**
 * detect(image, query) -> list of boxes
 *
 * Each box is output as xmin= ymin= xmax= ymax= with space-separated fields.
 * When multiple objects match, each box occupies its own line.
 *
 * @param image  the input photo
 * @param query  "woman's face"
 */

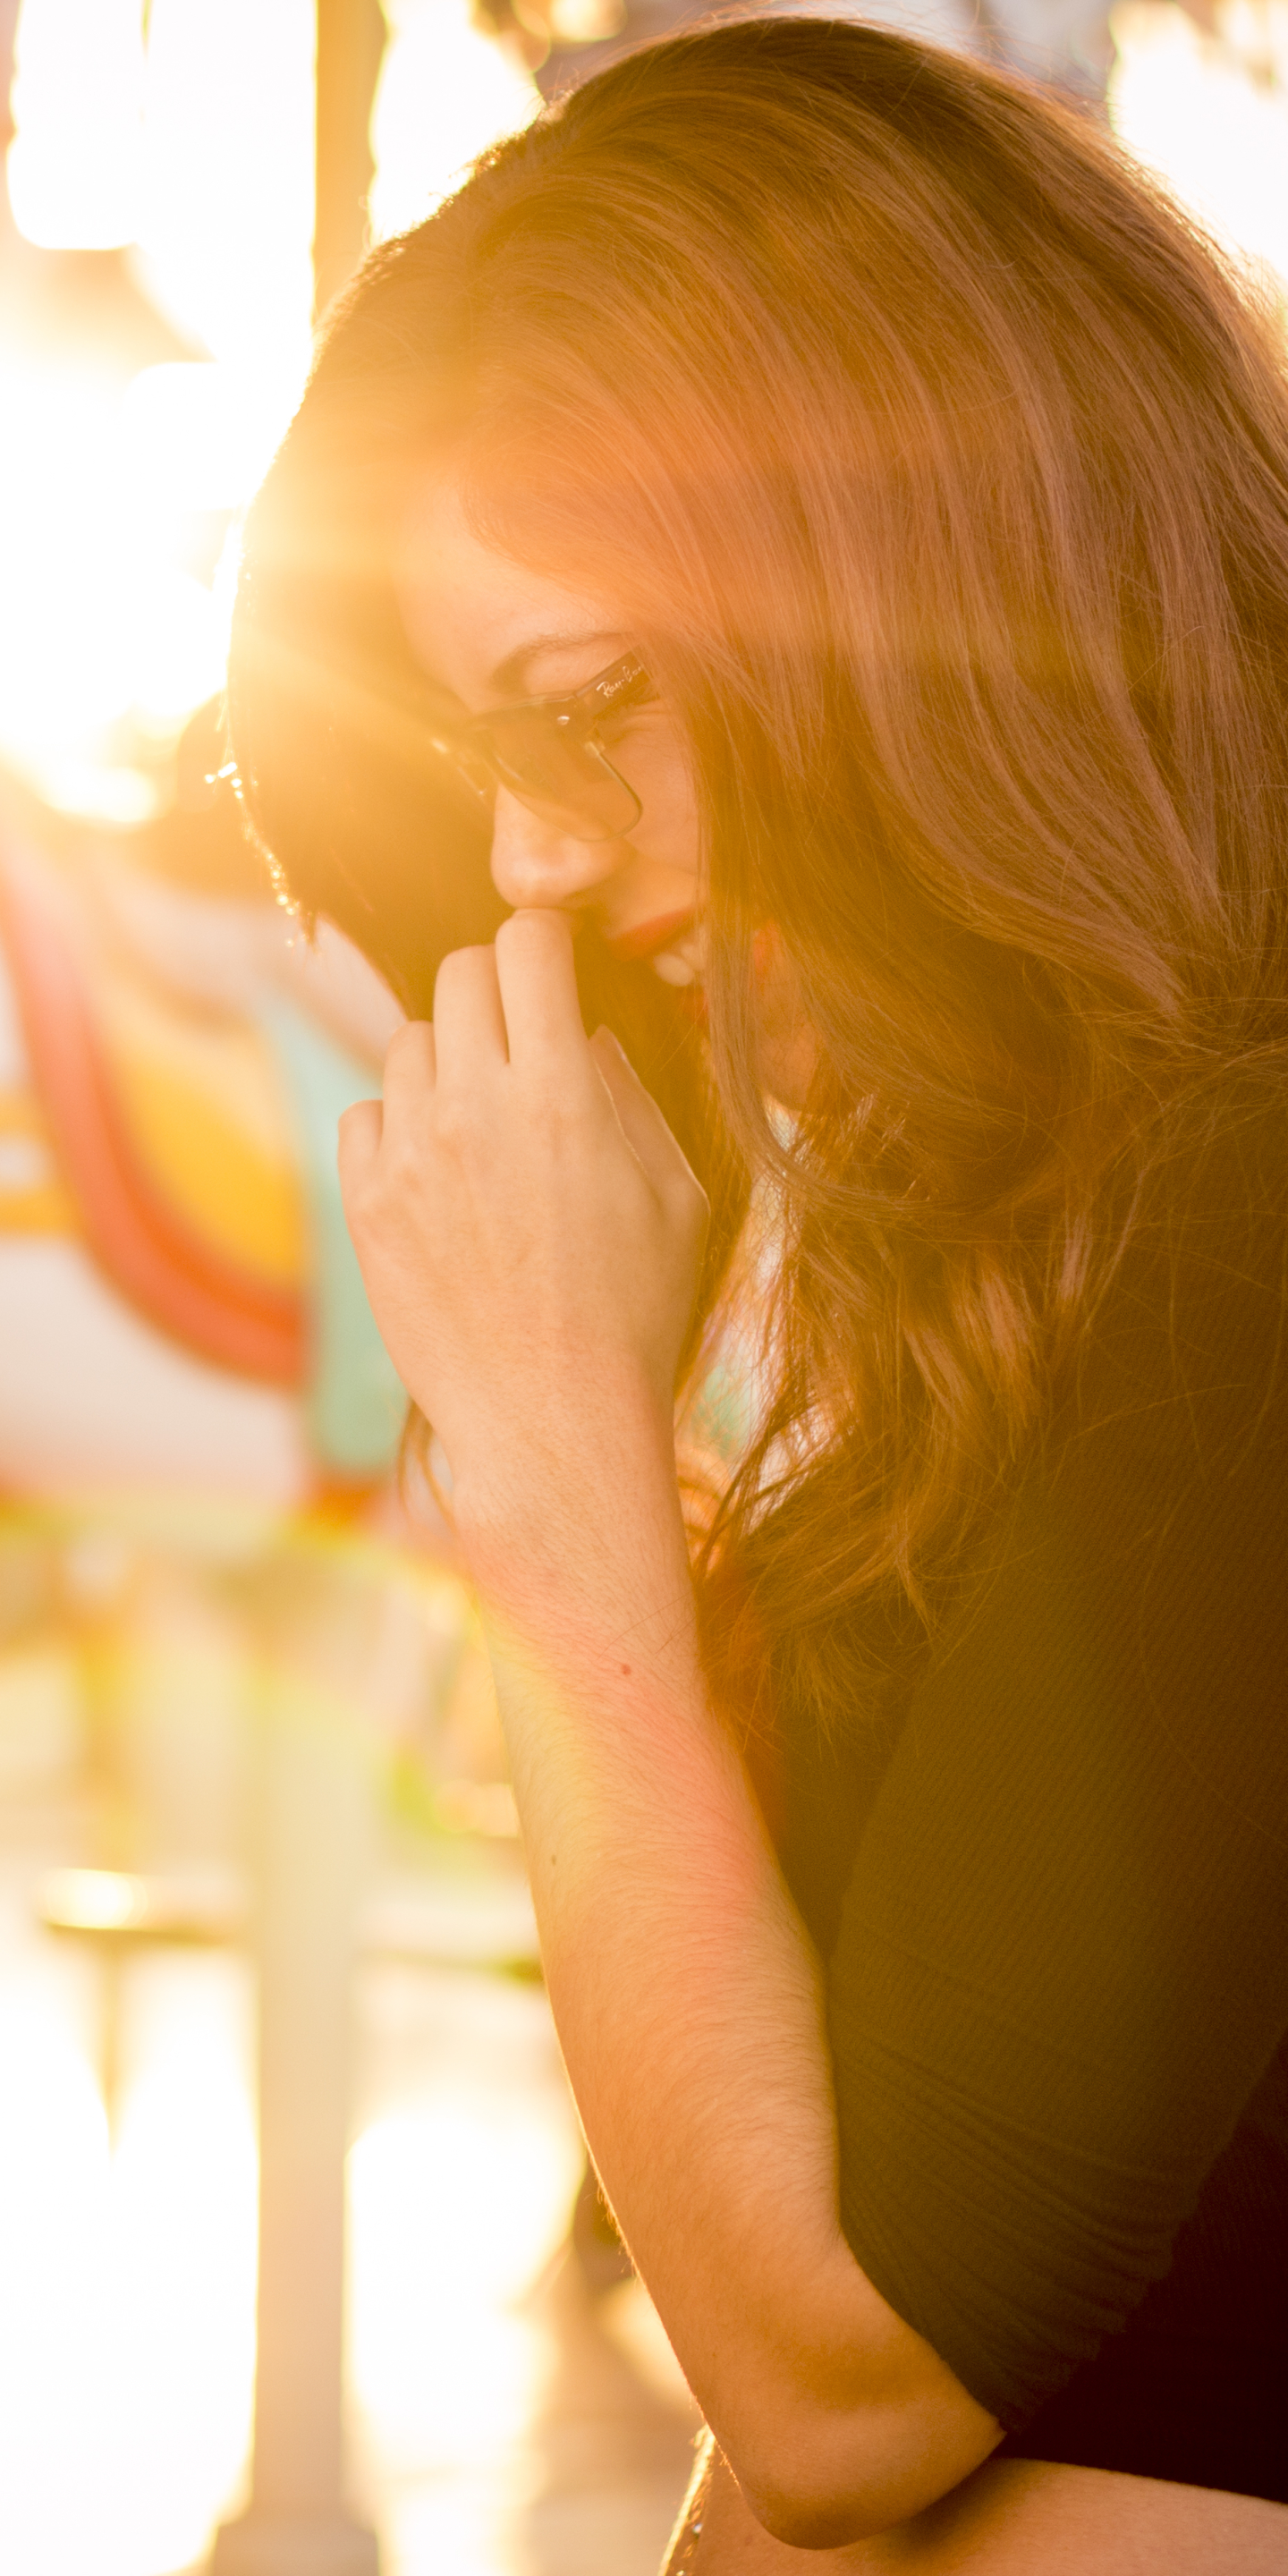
xmin=401 ymin=479 xmax=705 ymax=990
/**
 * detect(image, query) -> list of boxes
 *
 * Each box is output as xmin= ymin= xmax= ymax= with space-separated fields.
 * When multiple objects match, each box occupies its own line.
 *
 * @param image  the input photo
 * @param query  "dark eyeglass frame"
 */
xmin=426 ymin=650 xmax=658 ymax=843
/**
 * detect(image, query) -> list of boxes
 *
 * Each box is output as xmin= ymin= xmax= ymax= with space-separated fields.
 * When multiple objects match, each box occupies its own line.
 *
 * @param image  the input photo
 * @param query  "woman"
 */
xmin=227 ymin=21 xmax=1288 ymax=2565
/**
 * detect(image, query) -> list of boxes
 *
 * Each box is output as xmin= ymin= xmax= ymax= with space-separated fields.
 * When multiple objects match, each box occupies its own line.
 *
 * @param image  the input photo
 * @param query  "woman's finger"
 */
xmin=494 ymin=908 xmax=591 ymax=1080
xmin=431 ymin=944 xmax=509 ymax=1084
xmin=337 ymin=1095 xmax=384 ymax=1197
xmin=589 ymin=1025 xmax=708 ymax=1211
xmin=378 ymin=1017 xmax=437 ymax=1128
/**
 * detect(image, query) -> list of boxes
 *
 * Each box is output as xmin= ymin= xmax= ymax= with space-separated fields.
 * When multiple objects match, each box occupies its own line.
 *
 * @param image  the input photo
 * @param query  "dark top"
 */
xmin=774 ymin=1084 xmax=1288 ymax=2501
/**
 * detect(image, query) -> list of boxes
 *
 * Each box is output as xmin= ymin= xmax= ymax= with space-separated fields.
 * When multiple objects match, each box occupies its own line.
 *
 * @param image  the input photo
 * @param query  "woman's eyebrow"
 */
xmin=488 ymin=629 xmax=628 ymax=697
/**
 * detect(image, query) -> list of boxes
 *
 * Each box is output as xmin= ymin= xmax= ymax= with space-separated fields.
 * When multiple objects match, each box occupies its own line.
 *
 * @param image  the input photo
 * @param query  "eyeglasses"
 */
xmin=427 ymin=650 xmax=658 ymax=843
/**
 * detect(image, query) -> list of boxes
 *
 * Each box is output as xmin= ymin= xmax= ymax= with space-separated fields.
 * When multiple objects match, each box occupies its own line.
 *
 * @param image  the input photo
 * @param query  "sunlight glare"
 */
xmin=8 ymin=0 xmax=146 ymax=251
xmin=133 ymin=0 xmax=315 ymax=377
xmin=0 ymin=347 xmax=233 ymax=815
xmin=0 ymin=0 xmax=545 ymax=819
xmin=41 ymin=1868 xmax=146 ymax=1932
xmin=0 ymin=1954 xmax=256 ymax=2576
xmin=106 ymin=1971 xmax=258 ymax=2572
xmin=369 ymin=0 xmax=538 ymax=243
xmin=348 ymin=2084 xmax=582 ymax=2475
xmin=120 ymin=363 xmax=299 ymax=515
xmin=0 ymin=0 xmax=315 ymax=818
xmin=1111 ymin=1 xmax=1288 ymax=296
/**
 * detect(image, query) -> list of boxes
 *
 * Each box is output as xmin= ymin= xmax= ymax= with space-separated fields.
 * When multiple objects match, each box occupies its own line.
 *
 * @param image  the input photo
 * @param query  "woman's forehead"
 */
xmin=398 ymin=476 xmax=629 ymax=703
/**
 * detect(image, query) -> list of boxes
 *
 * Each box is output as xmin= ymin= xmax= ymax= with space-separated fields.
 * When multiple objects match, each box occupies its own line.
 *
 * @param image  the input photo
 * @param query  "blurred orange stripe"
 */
xmin=0 ymin=842 xmax=305 ymax=1385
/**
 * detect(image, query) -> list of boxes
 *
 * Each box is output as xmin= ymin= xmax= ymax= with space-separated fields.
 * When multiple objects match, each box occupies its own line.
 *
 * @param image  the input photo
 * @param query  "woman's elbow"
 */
xmin=727 ymin=2385 xmax=1003 ymax=2550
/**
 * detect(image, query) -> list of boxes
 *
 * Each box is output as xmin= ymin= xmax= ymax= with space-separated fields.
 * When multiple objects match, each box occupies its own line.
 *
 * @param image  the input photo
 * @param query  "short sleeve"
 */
xmin=826 ymin=1105 xmax=1288 ymax=2428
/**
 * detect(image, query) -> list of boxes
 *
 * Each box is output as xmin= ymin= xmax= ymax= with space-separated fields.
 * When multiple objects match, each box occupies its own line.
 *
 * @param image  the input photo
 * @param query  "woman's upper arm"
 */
xmin=824 ymin=1196 xmax=1288 ymax=2433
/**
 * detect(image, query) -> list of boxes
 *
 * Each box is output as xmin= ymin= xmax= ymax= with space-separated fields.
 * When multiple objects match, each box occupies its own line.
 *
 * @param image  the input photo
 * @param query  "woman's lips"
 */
xmin=603 ymin=907 xmax=697 ymax=964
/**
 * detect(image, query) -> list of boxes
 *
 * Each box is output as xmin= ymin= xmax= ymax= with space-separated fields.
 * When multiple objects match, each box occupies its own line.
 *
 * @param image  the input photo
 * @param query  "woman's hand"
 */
xmin=337 ymin=907 xmax=708 ymax=1528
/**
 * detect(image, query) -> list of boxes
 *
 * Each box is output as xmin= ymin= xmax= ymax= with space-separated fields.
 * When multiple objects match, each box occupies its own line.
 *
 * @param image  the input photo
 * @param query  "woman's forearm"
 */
xmin=460 ymin=1409 xmax=996 ymax=2541
xmin=470 ymin=1419 xmax=840 ymax=2365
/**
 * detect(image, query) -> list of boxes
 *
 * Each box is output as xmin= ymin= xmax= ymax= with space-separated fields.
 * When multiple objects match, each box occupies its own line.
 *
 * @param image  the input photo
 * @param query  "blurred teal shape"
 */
xmin=690 ymin=1350 xmax=756 ymax=1467
xmin=258 ymin=996 xmax=406 ymax=1479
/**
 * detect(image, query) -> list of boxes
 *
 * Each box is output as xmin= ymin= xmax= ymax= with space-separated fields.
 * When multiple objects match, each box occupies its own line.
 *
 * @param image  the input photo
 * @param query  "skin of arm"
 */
xmin=685 ymin=2444 xmax=1288 ymax=2571
xmin=338 ymin=906 xmax=1000 ymax=2547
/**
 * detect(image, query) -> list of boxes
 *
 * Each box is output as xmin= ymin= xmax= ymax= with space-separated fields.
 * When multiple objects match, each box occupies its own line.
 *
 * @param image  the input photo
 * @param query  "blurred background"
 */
xmin=0 ymin=4 xmax=1280 ymax=2573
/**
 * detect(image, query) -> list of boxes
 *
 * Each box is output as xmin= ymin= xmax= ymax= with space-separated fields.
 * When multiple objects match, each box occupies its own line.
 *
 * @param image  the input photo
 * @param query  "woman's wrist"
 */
xmin=448 ymin=1372 xmax=684 ymax=1564
xmin=452 ymin=1406 xmax=700 ymax=1695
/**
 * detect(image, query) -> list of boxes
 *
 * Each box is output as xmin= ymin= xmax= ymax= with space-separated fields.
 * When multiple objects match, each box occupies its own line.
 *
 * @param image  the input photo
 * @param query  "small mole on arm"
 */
xmin=621 ymin=1663 xmax=631 ymax=1676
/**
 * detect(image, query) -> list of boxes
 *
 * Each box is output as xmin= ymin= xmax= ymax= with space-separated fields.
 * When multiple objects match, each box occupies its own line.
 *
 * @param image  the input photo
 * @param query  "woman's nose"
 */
xmin=488 ymin=787 xmax=624 ymax=913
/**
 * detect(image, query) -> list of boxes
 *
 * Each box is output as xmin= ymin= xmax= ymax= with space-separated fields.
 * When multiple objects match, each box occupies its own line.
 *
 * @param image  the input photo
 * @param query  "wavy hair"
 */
xmin=228 ymin=17 xmax=1288 ymax=1735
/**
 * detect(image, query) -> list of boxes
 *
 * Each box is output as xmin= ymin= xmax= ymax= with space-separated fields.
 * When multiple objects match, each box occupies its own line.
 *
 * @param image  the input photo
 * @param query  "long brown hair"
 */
xmin=229 ymin=17 xmax=1288 ymax=1734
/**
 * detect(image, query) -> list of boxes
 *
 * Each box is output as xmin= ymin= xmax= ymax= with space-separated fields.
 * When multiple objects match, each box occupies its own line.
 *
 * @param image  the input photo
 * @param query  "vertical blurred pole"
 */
xmin=213 ymin=13 xmax=389 ymax=2570
xmin=313 ymin=0 xmax=387 ymax=321
xmin=292 ymin=18 xmax=389 ymax=2546
xmin=212 ymin=1562 xmax=384 ymax=2576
